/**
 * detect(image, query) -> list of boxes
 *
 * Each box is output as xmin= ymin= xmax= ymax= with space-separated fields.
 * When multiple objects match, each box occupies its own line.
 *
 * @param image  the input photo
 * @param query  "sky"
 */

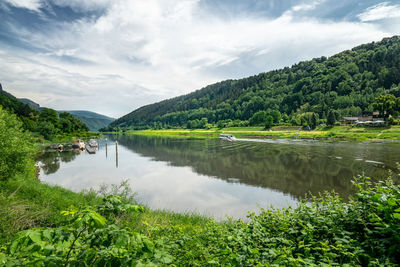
xmin=0 ymin=0 xmax=400 ymax=118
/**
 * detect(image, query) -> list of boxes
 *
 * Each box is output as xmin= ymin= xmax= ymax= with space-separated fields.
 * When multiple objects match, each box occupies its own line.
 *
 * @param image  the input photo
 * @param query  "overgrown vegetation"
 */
xmin=1 ymin=175 xmax=400 ymax=265
xmin=104 ymin=36 xmax=400 ymax=131
xmin=0 ymin=87 xmax=89 ymax=140
xmin=0 ymin=107 xmax=36 ymax=181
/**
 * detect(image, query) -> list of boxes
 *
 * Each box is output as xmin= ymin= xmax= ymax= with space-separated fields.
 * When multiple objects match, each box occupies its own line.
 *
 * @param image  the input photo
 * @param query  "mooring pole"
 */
xmin=116 ymin=141 xmax=118 ymax=168
xmin=105 ymin=138 xmax=108 ymax=158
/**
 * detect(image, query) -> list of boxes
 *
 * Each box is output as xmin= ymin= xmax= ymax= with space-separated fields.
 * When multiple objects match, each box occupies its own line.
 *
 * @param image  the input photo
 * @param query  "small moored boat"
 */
xmin=85 ymin=144 xmax=96 ymax=154
xmin=219 ymin=134 xmax=236 ymax=141
xmin=88 ymin=139 xmax=98 ymax=148
xmin=72 ymin=139 xmax=85 ymax=150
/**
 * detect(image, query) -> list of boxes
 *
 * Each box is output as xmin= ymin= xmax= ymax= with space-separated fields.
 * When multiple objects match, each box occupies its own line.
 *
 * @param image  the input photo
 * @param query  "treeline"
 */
xmin=0 ymin=86 xmax=88 ymax=139
xmin=104 ymin=36 xmax=400 ymax=131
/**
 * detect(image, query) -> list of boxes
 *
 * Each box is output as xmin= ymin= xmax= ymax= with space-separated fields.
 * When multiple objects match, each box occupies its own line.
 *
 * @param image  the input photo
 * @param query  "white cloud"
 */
xmin=3 ymin=0 xmax=42 ymax=11
xmin=291 ymin=0 xmax=325 ymax=12
xmin=358 ymin=2 xmax=400 ymax=22
xmin=1 ymin=0 xmax=399 ymax=117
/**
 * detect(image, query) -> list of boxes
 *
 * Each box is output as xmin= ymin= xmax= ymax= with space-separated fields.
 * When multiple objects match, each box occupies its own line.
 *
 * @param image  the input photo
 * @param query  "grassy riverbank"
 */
xmin=2 ymin=172 xmax=400 ymax=265
xmin=122 ymin=125 xmax=400 ymax=141
xmin=36 ymin=131 xmax=102 ymax=144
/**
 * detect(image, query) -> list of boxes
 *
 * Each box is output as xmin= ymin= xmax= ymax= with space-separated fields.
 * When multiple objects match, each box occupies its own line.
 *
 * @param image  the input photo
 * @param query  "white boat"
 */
xmin=72 ymin=139 xmax=85 ymax=150
xmin=88 ymin=139 xmax=98 ymax=148
xmin=219 ymin=134 xmax=236 ymax=141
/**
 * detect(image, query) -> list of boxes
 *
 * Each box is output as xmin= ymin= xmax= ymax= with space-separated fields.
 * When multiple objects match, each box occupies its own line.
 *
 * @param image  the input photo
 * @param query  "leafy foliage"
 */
xmin=0 ymin=88 xmax=89 ymax=139
xmin=2 ymin=175 xmax=400 ymax=265
xmin=0 ymin=107 xmax=35 ymax=181
xmin=0 ymin=195 xmax=173 ymax=266
xmin=106 ymin=36 xmax=400 ymax=131
xmin=147 ymin=176 xmax=400 ymax=266
xmin=373 ymin=94 xmax=400 ymax=119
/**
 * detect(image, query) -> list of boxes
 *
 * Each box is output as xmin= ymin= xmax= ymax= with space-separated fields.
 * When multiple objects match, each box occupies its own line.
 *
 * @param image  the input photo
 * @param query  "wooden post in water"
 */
xmin=105 ymin=138 xmax=108 ymax=158
xmin=115 ymin=141 xmax=118 ymax=168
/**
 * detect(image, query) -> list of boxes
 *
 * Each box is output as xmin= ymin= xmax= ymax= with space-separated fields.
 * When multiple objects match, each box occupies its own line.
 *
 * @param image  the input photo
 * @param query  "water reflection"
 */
xmin=113 ymin=135 xmax=399 ymax=200
xmin=36 ymin=149 xmax=80 ymax=175
xmin=38 ymin=135 xmax=400 ymax=219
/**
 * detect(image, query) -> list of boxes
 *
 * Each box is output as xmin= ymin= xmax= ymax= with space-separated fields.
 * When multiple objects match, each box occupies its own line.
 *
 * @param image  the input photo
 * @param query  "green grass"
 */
xmin=34 ymin=131 xmax=102 ymax=145
xmin=0 ymin=172 xmax=213 ymax=244
xmin=0 ymin=174 xmax=101 ymax=243
xmin=120 ymin=125 xmax=400 ymax=141
xmin=3 ymin=173 xmax=400 ymax=265
xmin=125 ymin=128 xmax=222 ymax=139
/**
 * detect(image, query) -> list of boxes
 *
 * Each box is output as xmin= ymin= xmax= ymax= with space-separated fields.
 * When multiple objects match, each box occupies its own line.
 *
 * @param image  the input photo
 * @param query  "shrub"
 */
xmin=0 ymin=107 xmax=36 ymax=181
xmin=0 ymin=196 xmax=173 ymax=266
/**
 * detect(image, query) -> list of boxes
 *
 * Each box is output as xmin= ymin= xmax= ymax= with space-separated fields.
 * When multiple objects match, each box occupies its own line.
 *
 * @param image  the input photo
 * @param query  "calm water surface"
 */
xmin=38 ymin=135 xmax=400 ymax=220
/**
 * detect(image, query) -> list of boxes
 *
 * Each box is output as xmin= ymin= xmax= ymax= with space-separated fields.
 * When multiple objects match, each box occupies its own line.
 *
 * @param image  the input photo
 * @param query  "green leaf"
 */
xmin=387 ymin=198 xmax=397 ymax=206
xmin=393 ymin=213 xmax=400 ymax=220
xmin=42 ymin=229 xmax=53 ymax=241
xmin=29 ymin=231 xmax=43 ymax=245
xmin=372 ymin=193 xmax=381 ymax=202
xmin=9 ymin=239 xmax=20 ymax=255
xmin=143 ymin=239 xmax=155 ymax=253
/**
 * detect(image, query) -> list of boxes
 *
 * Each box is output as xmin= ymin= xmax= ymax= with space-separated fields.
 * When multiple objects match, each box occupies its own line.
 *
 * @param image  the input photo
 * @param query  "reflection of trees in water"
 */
xmin=113 ymin=135 xmax=399 ymax=200
xmin=36 ymin=150 xmax=79 ymax=175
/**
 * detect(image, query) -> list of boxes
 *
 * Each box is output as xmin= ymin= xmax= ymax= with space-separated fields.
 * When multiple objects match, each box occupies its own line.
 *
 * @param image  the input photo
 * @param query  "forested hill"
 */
xmin=106 ymin=36 xmax=400 ymax=130
xmin=0 ymin=85 xmax=89 ymax=139
xmin=60 ymin=110 xmax=115 ymax=132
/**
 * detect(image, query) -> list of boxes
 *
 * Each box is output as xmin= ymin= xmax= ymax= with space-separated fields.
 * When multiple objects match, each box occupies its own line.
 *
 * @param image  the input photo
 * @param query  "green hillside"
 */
xmin=61 ymin=110 xmax=114 ymax=132
xmin=105 ymin=36 xmax=400 ymax=131
xmin=0 ymin=85 xmax=89 ymax=139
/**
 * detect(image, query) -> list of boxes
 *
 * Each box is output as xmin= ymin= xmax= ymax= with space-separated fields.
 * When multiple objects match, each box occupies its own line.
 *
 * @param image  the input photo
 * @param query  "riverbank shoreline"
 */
xmin=105 ymin=125 xmax=400 ymax=142
xmin=2 ymin=172 xmax=400 ymax=265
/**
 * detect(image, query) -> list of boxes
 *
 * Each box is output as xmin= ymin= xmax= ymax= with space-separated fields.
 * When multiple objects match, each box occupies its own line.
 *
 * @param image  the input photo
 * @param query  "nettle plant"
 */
xmin=0 ymin=195 xmax=173 ymax=266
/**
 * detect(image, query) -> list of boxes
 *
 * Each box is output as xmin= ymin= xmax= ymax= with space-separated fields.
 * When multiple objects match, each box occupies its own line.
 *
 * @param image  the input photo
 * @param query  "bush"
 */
xmin=2 ymin=176 xmax=400 ymax=265
xmin=0 ymin=107 xmax=35 ymax=181
xmin=153 ymin=176 xmax=400 ymax=266
xmin=249 ymin=111 xmax=267 ymax=126
xmin=0 ymin=196 xmax=174 ymax=266
xmin=265 ymin=115 xmax=274 ymax=129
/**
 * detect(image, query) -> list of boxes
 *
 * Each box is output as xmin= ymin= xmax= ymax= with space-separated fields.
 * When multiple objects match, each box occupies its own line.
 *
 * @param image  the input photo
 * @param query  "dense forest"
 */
xmin=104 ymin=36 xmax=400 ymax=131
xmin=0 ymin=84 xmax=88 ymax=139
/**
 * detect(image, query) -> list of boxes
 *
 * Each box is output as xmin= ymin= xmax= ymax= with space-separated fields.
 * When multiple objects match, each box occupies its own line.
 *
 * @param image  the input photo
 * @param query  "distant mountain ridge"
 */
xmin=107 ymin=36 xmax=400 ymax=130
xmin=0 ymin=85 xmax=89 ymax=136
xmin=17 ymin=97 xmax=114 ymax=131
xmin=60 ymin=110 xmax=115 ymax=132
xmin=19 ymin=98 xmax=41 ymax=110
xmin=0 ymin=84 xmax=114 ymax=132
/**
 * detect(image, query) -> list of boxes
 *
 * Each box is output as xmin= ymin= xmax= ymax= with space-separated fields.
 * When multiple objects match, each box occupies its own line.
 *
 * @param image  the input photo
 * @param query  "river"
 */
xmin=38 ymin=135 xmax=400 ymax=220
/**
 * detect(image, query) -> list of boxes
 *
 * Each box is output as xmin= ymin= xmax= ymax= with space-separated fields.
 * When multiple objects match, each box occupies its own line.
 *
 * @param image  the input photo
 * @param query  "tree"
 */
xmin=265 ymin=115 xmax=274 ymax=129
xmin=217 ymin=120 xmax=225 ymax=129
xmin=38 ymin=121 xmax=57 ymax=140
xmin=310 ymin=113 xmax=318 ymax=129
xmin=199 ymin=117 xmax=208 ymax=129
xmin=268 ymin=110 xmax=281 ymax=124
xmin=327 ymin=110 xmax=336 ymax=126
xmin=372 ymin=94 xmax=399 ymax=119
xmin=249 ymin=111 xmax=267 ymax=126
xmin=40 ymin=108 xmax=59 ymax=125
xmin=0 ymin=107 xmax=35 ymax=180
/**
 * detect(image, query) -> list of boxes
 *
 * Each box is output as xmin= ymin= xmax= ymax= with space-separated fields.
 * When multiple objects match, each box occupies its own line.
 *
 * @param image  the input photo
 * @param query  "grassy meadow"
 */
xmin=122 ymin=125 xmax=400 ymax=141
